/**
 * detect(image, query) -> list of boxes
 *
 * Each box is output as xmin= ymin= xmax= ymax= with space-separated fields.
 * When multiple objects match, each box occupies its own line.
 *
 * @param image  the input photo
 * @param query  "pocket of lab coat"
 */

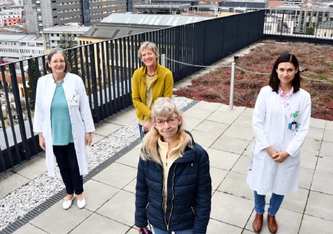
xmin=68 ymin=94 xmax=80 ymax=107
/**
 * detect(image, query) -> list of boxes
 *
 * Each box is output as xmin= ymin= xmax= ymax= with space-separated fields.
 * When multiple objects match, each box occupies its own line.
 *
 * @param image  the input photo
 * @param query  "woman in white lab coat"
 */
xmin=246 ymin=53 xmax=311 ymax=233
xmin=34 ymin=48 xmax=95 ymax=210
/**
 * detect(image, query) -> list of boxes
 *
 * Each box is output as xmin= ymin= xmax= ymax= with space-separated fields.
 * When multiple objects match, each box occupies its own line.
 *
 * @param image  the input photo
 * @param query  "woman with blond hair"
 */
xmin=132 ymin=41 xmax=174 ymax=139
xmin=135 ymin=97 xmax=211 ymax=234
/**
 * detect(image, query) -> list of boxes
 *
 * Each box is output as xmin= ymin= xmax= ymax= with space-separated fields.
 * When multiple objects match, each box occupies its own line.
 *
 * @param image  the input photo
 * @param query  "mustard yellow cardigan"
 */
xmin=132 ymin=63 xmax=174 ymax=123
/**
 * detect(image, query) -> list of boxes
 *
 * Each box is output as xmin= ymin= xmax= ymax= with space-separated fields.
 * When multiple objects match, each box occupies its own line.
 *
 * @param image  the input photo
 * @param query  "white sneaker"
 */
xmin=63 ymin=196 xmax=75 ymax=210
xmin=77 ymin=197 xmax=86 ymax=209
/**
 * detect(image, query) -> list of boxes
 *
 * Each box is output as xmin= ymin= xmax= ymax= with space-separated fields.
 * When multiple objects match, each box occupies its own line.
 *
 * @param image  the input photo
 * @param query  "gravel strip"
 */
xmin=0 ymin=96 xmax=193 ymax=231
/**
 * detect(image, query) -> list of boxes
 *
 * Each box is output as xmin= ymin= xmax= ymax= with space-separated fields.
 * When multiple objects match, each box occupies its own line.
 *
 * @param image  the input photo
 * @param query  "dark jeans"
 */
xmin=254 ymin=191 xmax=284 ymax=216
xmin=53 ymin=143 xmax=83 ymax=195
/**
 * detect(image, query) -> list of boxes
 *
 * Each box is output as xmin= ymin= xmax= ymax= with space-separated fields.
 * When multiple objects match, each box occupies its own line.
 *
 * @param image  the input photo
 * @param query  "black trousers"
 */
xmin=53 ymin=143 xmax=83 ymax=195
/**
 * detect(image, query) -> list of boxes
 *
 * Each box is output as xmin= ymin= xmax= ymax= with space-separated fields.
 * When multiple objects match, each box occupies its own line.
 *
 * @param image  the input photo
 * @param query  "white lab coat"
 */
xmin=246 ymin=86 xmax=311 ymax=195
xmin=33 ymin=73 xmax=95 ymax=177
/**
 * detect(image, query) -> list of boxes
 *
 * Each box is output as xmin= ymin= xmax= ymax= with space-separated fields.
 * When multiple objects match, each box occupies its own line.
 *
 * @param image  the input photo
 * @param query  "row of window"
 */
xmin=58 ymin=1 xmax=80 ymax=6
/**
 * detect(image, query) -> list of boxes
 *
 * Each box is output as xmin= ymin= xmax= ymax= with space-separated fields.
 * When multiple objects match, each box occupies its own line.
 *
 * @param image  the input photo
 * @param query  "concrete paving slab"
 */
xmin=91 ymin=133 xmax=104 ymax=146
xmin=223 ymin=125 xmax=254 ymax=141
xmin=231 ymin=155 xmax=249 ymax=175
xmin=217 ymin=171 xmax=253 ymax=200
xmin=310 ymin=118 xmax=327 ymax=129
xmin=305 ymin=191 xmax=333 ymax=221
xmin=183 ymin=107 xmax=214 ymax=120
xmin=30 ymin=200 xmax=92 ymax=234
xmin=13 ymin=156 xmax=47 ymax=180
xmin=83 ymin=180 xmax=119 ymax=211
xmin=194 ymin=120 xmax=229 ymax=137
xmin=207 ymin=219 xmax=243 ymax=234
xmin=123 ymin=178 xmax=136 ymax=194
xmin=96 ymin=190 xmax=135 ymax=226
xmin=211 ymin=191 xmax=253 ymax=228
xmin=300 ymin=151 xmax=318 ymax=170
xmin=311 ymin=170 xmax=333 ymax=195
xmin=326 ymin=121 xmax=333 ymax=130
xmin=246 ymin=208 xmax=302 ymax=234
xmin=206 ymin=111 xmax=240 ymax=125
xmin=191 ymin=130 xmax=219 ymax=148
xmin=216 ymin=105 xmax=246 ymax=115
xmin=299 ymin=167 xmax=314 ymax=190
xmin=116 ymin=147 xmax=140 ymax=169
xmin=240 ymin=108 xmax=253 ymax=118
xmin=182 ymin=116 xmax=203 ymax=131
xmin=94 ymin=122 xmax=122 ymax=137
xmin=281 ymin=187 xmax=308 ymax=213
xmin=210 ymin=167 xmax=228 ymax=192
xmin=307 ymin=127 xmax=325 ymax=140
xmin=0 ymin=173 xmax=29 ymax=199
xmin=92 ymin=162 xmax=137 ymax=189
xmin=302 ymin=138 xmax=321 ymax=153
xmin=13 ymin=223 xmax=48 ymax=234
xmin=191 ymin=101 xmax=222 ymax=111
xmin=208 ymin=148 xmax=241 ymax=170
xmin=233 ymin=115 xmax=252 ymax=128
xmin=320 ymin=141 xmax=333 ymax=156
xmin=323 ymin=129 xmax=333 ymax=143
xmin=299 ymin=214 xmax=333 ymax=234
xmin=316 ymin=154 xmax=333 ymax=174
xmin=105 ymin=107 xmax=136 ymax=126
xmin=70 ymin=213 xmax=131 ymax=234
xmin=211 ymin=135 xmax=250 ymax=155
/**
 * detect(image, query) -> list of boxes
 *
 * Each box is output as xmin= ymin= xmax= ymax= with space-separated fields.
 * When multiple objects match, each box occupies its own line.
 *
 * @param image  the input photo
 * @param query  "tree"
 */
xmin=58 ymin=33 xmax=80 ymax=76
xmin=27 ymin=58 xmax=39 ymax=111
xmin=306 ymin=27 xmax=315 ymax=35
xmin=58 ymin=32 xmax=78 ymax=50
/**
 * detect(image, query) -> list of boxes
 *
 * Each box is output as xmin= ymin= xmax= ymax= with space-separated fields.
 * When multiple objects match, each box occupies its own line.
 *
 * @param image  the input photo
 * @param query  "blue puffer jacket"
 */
xmin=135 ymin=136 xmax=212 ymax=233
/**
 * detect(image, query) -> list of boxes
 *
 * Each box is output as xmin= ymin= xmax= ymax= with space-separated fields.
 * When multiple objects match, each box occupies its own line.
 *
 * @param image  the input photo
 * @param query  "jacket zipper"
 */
xmin=164 ymin=164 xmax=177 ymax=231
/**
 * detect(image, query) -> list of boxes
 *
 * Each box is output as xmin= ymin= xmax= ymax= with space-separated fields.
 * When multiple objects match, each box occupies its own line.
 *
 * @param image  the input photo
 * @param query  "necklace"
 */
xmin=147 ymin=73 xmax=155 ymax=77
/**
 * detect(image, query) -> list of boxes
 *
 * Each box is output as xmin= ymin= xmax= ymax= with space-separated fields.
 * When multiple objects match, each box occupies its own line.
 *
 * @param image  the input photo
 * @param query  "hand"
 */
xmin=85 ymin=133 xmax=92 ymax=146
xmin=38 ymin=133 xmax=46 ymax=150
xmin=265 ymin=146 xmax=278 ymax=157
xmin=272 ymin=151 xmax=290 ymax=163
xmin=135 ymin=226 xmax=148 ymax=234
xmin=143 ymin=121 xmax=151 ymax=132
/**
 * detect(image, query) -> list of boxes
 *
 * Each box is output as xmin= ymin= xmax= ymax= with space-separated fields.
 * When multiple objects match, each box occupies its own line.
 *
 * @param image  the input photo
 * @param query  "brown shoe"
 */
xmin=252 ymin=213 xmax=263 ymax=233
xmin=267 ymin=214 xmax=278 ymax=233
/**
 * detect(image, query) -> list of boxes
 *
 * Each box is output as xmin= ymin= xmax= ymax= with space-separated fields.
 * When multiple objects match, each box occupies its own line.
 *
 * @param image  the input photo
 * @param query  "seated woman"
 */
xmin=135 ymin=97 xmax=212 ymax=234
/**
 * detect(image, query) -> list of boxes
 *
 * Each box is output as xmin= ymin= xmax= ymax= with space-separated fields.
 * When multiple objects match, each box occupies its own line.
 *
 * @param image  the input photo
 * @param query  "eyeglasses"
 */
xmin=155 ymin=116 xmax=178 ymax=127
xmin=50 ymin=60 xmax=65 ymax=64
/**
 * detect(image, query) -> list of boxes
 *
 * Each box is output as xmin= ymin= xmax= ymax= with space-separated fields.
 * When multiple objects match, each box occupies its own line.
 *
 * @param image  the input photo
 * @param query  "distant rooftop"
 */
xmin=0 ymin=33 xmax=42 ymax=42
xmin=82 ymin=13 xmax=211 ymax=39
xmin=101 ymin=13 xmax=211 ymax=27
xmin=41 ymin=25 xmax=91 ymax=34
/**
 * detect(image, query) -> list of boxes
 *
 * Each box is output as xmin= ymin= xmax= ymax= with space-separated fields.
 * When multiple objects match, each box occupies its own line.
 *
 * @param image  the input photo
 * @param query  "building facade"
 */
xmin=24 ymin=0 xmax=141 ymax=35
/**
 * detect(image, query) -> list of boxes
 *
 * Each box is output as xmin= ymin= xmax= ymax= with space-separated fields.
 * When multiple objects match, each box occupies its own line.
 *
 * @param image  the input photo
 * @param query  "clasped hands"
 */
xmin=266 ymin=147 xmax=290 ymax=163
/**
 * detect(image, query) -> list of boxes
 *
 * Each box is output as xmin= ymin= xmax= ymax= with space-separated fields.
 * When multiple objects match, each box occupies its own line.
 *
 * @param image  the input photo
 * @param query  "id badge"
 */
xmin=288 ymin=121 xmax=298 ymax=130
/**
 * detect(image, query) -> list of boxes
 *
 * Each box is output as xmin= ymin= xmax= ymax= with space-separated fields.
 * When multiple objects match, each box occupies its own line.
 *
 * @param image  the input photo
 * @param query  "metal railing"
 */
xmin=0 ymin=10 xmax=265 ymax=175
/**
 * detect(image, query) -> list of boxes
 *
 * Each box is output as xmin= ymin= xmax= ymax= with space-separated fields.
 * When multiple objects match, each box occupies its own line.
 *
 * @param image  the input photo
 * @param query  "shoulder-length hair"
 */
xmin=141 ymin=97 xmax=192 ymax=164
xmin=269 ymin=52 xmax=300 ymax=93
xmin=46 ymin=48 xmax=71 ymax=73
xmin=138 ymin=41 xmax=159 ymax=59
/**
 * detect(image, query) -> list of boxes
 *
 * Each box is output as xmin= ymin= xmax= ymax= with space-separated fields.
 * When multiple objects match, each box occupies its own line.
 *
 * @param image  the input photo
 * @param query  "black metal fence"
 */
xmin=0 ymin=10 xmax=264 ymax=175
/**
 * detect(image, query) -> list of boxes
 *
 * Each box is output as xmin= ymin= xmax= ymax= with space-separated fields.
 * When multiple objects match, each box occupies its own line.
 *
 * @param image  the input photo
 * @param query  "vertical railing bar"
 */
xmin=84 ymin=45 xmax=93 ymax=111
xmin=90 ymin=43 xmax=100 ymax=123
xmin=4 ymin=64 xmax=20 ymax=164
xmin=106 ymin=41 xmax=113 ymax=114
xmin=110 ymin=40 xmax=117 ymax=112
xmin=19 ymin=61 xmax=38 ymax=156
xmin=114 ymin=39 xmax=121 ymax=111
xmin=101 ymin=41 xmax=109 ymax=117
xmin=9 ymin=64 xmax=29 ymax=161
